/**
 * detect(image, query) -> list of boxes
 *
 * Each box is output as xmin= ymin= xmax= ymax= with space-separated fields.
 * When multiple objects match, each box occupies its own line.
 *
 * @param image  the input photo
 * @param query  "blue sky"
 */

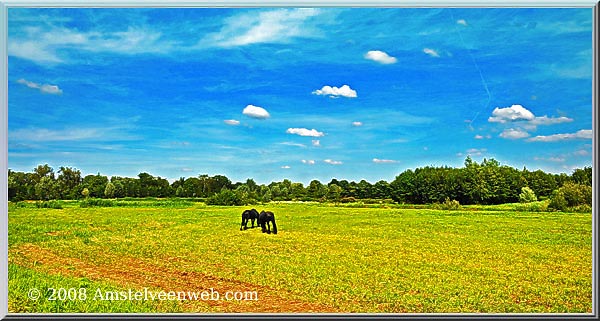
xmin=7 ymin=8 xmax=593 ymax=184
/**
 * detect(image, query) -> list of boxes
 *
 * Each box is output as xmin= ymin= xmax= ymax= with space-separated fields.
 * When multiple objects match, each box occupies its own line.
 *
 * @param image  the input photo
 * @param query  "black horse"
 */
xmin=258 ymin=210 xmax=277 ymax=234
xmin=240 ymin=208 xmax=259 ymax=231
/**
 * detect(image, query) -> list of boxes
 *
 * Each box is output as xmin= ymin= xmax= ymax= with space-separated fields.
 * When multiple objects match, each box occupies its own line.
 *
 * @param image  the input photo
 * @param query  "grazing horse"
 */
xmin=240 ymin=208 xmax=259 ymax=231
xmin=258 ymin=210 xmax=277 ymax=234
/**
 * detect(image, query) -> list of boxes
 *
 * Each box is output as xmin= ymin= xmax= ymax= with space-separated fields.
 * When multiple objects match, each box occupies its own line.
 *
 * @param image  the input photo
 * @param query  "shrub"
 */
xmin=432 ymin=197 xmax=461 ymax=210
xmin=205 ymin=189 xmax=244 ymax=206
xmin=548 ymin=182 xmax=592 ymax=212
xmin=340 ymin=197 xmax=357 ymax=203
xmin=519 ymin=186 xmax=538 ymax=203
xmin=80 ymin=198 xmax=115 ymax=208
xmin=35 ymin=200 xmax=63 ymax=209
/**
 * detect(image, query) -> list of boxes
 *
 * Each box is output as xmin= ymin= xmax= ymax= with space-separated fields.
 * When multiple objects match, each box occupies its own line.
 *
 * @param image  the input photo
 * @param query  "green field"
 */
xmin=8 ymin=201 xmax=593 ymax=313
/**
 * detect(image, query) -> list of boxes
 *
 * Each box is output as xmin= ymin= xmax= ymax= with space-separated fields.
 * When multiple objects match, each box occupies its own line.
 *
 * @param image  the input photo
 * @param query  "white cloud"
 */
xmin=352 ymin=121 xmax=363 ymax=127
xmin=9 ymin=26 xmax=175 ymax=64
xmin=423 ymin=48 xmax=440 ymax=58
xmin=286 ymin=128 xmax=324 ymax=137
xmin=488 ymin=104 xmax=535 ymax=123
xmin=242 ymin=104 xmax=270 ymax=119
xmin=301 ymin=160 xmax=315 ymax=165
xmin=224 ymin=119 xmax=240 ymax=126
xmin=10 ymin=127 xmax=99 ymax=141
xmin=534 ymin=156 xmax=566 ymax=163
xmin=474 ymin=134 xmax=492 ymax=139
xmin=457 ymin=19 xmax=468 ymax=26
xmin=574 ymin=149 xmax=589 ymax=156
xmin=280 ymin=142 xmax=307 ymax=148
xmin=527 ymin=129 xmax=592 ymax=142
xmin=499 ymin=128 xmax=530 ymax=140
xmin=17 ymin=78 xmax=63 ymax=95
xmin=312 ymin=140 xmax=321 ymax=147
xmin=465 ymin=148 xmax=487 ymax=156
xmin=206 ymin=8 xmax=320 ymax=47
xmin=181 ymin=167 xmax=194 ymax=172
xmin=324 ymin=159 xmax=343 ymax=165
xmin=529 ymin=115 xmax=573 ymax=125
xmin=364 ymin=50 xmax=397 ymax=64
xmin=373 ymin=158 xmax=398 ymax=164
xmin=312 ymin=85 xmax=357 ymax=98
xmin=281 ymin=165 xmax=291 ymax=169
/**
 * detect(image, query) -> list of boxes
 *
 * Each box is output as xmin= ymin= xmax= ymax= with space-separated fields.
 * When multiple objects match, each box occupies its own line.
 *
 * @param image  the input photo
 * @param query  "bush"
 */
xmin=515 ymin=200 xmax=549 ymax=212
xmin=80 ymin=198 xmax=115 ymax=208
xmin=519 ymin=186 xmax=538 ymax=203
xmin=432 ymin=198 xmax=461 ymax=210
xmin=548 ymin=182 xmax=592 ymax=212
xmin=340 ymin=197 xmax=357 ymax=203
xmin=35 ymin=200 xmax=63 ymax=209
xmin=205 ymin=189 xmax=244 ymax=206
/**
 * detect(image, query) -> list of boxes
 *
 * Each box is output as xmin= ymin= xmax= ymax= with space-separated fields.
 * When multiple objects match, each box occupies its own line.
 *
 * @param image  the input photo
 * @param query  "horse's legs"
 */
xmin=266 ymin=221 xmax=271 ymax=234
xmin=251 ymin=218 xmax=255 ymax=228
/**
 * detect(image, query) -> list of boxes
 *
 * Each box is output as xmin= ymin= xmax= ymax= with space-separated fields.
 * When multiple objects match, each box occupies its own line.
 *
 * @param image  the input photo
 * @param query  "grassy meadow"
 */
xmin=7 ymin=200 xmax=593 ymax=313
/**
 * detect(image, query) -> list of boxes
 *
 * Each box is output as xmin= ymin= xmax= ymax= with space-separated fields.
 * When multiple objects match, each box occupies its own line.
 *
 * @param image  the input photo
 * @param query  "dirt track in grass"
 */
xmin=10 ymin=243 xmax=339 ymax=313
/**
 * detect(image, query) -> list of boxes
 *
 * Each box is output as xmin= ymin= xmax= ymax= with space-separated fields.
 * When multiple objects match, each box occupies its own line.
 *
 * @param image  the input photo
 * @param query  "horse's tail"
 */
xmin=271 ymin=215 xmax=277 ymax=234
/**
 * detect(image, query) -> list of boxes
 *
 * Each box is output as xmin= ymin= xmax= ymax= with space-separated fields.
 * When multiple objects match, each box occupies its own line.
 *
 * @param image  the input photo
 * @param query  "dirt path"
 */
xmin=10 ymin=243 xmax=339 ymax=313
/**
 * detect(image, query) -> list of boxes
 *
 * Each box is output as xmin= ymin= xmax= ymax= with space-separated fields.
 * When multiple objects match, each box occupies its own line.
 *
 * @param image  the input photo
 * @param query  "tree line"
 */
xmin=8 ymin=156 xmax=592 ymax=206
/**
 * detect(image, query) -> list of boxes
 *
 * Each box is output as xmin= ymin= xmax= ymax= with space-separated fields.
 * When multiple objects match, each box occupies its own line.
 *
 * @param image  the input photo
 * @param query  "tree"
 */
xmin=57 ymin=166 xmax=82 ymax=199
xmin=327 ymin=184 xmax=342 ymax=203
xmin=104 ymin=182 xmax=116 ymax=198
xmin=34 ymin=176 xmax=59 ymax=200
xmin=82 ymin=187 xmax=90 ymax=198
xmin=519 ymin=186 xmax=537 ymax=203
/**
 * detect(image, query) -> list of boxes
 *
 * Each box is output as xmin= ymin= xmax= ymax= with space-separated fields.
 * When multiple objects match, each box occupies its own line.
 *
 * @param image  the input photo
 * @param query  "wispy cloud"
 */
xmin=312 ymin=140 xmax=321 ymax=147
xmin=527 ymin=129 xmax=592 ymax=142
xmin=301 ymin=159 xmax=315 ymax=165
xmin=423 ymin=48 xmax=440 ymax=58
xmin=312 ymin=85 xmax=357 ymax=98
xmin=373 ymin=158 xmax=398 ymax=163
xmin=9 ymin=25 xmax=176 ymax=64
xmin=204 ymin=8 xmax=321 ymax=47
xmin=243 ymin=105 xmax=270 ymax=119
xmin=474 ymin=134 xmax=491 ymax=139
xmin=457 ymin=19 xmax=468 ymax=26
xmin=352 ymin=121 xmax=363 ymax=127
xmin=280 ymin=142 xmax=307 ymax=148
xmin=17 ymin=78 xmax=62 ymax=94
xmin=364 ymin=50 xmax=397 ymax=64
xmin=224 ymin=119 xmax=240 ymax=126
xmin=281 ymin=165 xmax=291 ymax=169
xmin=286 ymin=128 xmax=324 ymax=137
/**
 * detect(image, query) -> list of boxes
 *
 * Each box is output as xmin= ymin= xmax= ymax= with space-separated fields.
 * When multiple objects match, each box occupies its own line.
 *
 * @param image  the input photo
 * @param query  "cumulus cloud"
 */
xmin=312 ymin=85 xmax=357 ymax=98
xmin=352 ymin=121 xmax=363 ymax=127
xmin=364 ymin=50 xmax=397 ymax=64
xmin=324 ymin=159 xmax=343 ymax=165
xmin=488 ymin=104 xmax=535 ymax=123
xmin=457 ymin=19 xmax=468 ymax=26
xmin=527 ymin=129 xmax=592 ymax=142
xmin=373 ymin=158 xmax=398 ymax=163
xmin=224 ymin=119 xmax=240 ymax=126
xmin=301 ymin=160 xmax=315 ymax=165
xmin=242 ymin=104 xmax=270 ymax=119
xmin=423 ymin=48 xmax=440 ymax=57
xmin=17 ymin=78 xmax=63 ymax=94
xmin=312 ymin=140 xmax=320 ymax=147
xmin=286 ymin=128 xmax=324 ymax=137
xmin=499 ymin=128 xmax=530 ymax=140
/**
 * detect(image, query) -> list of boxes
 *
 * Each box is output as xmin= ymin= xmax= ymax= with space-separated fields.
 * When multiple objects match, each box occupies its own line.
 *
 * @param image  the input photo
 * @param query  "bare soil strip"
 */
xmin=10 ymin=244 xmax=339 ymax=313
